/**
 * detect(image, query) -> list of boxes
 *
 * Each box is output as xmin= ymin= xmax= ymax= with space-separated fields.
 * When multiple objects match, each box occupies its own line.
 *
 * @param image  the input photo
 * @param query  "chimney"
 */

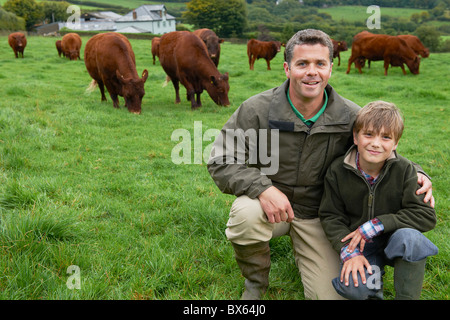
xmin=133 ymin=10 xmax=137 ymax=20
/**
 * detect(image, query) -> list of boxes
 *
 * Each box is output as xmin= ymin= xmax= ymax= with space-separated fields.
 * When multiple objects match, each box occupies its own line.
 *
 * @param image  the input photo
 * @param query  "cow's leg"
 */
xmin=195 ymin=93 xmax=202 ymax=109
xmin=346 ymin=57 xmax=354 ymax=74
xmin=384 ymin=59 xmax=390 ymax=76
xmin=98 ymin=81 xmax=107 ymax=102
xmin=14 ymin=50 xmax=18 ymax=58
xmin=266 ymin=59 xmax=271 ymax=70
xmin=110 ymin=93 xmax=120 ymax=108
xmin=400 ymin=65 xmax=407 ymax=75
xmin=171 ymin=78 xmax=181 ymax=104
xmin=338 ymin=54 xmax=341 ymax=66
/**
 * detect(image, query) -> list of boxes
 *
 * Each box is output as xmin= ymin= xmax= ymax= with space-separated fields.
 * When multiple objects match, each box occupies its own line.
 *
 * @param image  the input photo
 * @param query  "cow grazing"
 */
xmin=346 ymin=32 xmax=420 ymax=76
xmin=8 ymin=32 xmax=27 ymax=58
xmin=247 ymin=39 xmax=282 ymax=70
xmin=62 ymin=33 xmax=82 ymax=60
xmin=159 ymin=31 xmax=230 ymax=110
xmin=397 ymin=34 xmax=430 ymax=58
xmin=151 ymin=37 xmax=160 ymax=65
xmin=193 ymin=28 xmax=224 ymax=67
xmin=84 ymin=32 xmax=148 ymax=114
xmin=56 ymin=40 xmax=65 ymax=57
xmin=331 ymin=39 xmax=348 ymax=66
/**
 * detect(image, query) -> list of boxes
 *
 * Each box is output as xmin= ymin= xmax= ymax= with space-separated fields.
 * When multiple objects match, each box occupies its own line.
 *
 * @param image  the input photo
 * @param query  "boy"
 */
xmin=319 ymin=101 xmax=438 ymax=300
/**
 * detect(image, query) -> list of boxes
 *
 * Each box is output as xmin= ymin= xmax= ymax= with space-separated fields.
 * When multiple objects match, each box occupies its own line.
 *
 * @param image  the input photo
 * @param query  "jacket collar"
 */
xmin=268 ymin=79 xmax=354 ymax=133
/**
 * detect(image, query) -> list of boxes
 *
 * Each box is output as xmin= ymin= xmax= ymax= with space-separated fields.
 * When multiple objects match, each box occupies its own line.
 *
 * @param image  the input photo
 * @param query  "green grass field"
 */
xmin=0 ymin=34 xmax=448 ymax=300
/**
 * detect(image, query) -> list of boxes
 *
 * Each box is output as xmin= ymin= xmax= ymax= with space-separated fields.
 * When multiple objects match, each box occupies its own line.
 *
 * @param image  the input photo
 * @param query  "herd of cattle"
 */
xmin=7 ymin=29 xmax=429 ymax=114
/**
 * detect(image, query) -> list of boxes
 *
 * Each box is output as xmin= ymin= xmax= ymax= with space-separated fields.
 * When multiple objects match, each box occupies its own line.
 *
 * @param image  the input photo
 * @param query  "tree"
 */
xmin=3 ymin=0 xmax=43 ymax=30
xmin=40 ymin=1 xmax=71 ymax=24
xmin=183 ymin=0 xmax=248 ymax=37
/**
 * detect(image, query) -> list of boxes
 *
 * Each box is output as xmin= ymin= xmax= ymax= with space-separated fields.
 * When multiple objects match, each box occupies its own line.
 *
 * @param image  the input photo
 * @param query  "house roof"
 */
xmin=116 ymin=5 xmax=175 ymax=22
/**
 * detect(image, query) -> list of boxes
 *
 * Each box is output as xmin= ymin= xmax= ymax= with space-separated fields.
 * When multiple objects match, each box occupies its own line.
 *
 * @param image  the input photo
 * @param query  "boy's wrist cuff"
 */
xmin=358 ymin=217 xmax=384 ymax=241
xmin=340 ymin=245 xmax=362 ymax=262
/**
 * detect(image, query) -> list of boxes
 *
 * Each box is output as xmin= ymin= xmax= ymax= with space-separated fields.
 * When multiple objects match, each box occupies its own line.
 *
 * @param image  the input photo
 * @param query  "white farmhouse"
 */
xmin=115 ymin=5 xmax=176 ymax=34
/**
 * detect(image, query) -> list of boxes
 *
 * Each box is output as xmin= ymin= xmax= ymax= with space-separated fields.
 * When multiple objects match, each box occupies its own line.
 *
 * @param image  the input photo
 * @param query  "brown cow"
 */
xmin=8 ymin=32 xmax=27 ymax=58
xmin=84 ymin=32 xmax=148 ymax=114
xmin=397 ymin=34 xmax=429 ymax=58
xmin=247 ymin=39 xmax=282 ymax=70
xmin=62 ymin=33 xmax=82 ymax=60
xmin=346 ymin=32 xmax=420 ymax=76
xmin=151 ymin=37 xmax=160 ymax=65
xmin=56 ymin=40 xmax=65 ymax=57
xmin=331 ymin=39 xmax=348 ymax=66
xmin=159 ymin=31 xmax=230 ymax=110
xmin=193 ymin=28 xmax=224 ymax=67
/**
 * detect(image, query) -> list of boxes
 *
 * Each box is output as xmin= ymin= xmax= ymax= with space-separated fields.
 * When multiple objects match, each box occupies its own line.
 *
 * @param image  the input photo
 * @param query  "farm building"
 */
xmin=115 ymin=5 xmax=176 ymax=34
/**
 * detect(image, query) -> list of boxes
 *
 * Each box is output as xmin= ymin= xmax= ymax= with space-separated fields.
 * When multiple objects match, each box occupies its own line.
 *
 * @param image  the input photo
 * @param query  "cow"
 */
xmin=8 ymin=32 xmax=27 ymax=58
xmin=331 ymin=39 xmax=348 ymax=66
xmin=193 ymin=28 xmax=224 ymax=67
xmin=151 ymin=37 xmax=160 ymax=65
xmin=247 ymin=39 xmax=282 ymax=70
xmin=346 ymin=32 xmax=420 ymax=76
xmin=397 ymin=34 xmax=430 ymax=58
xmin=56 ymin=40 xmax=65 ymax=57
xmin=84 ymin=32 xmax=148 ymax=114
xmin=159 ymin=31 xmax=230 ymax=110
xmin=62 ymin=33 xmax=82 ymax=60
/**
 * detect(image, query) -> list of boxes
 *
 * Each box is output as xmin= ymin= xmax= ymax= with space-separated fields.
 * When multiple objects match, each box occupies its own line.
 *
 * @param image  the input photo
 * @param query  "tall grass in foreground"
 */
xmin=0 ymin=35 xmax=448 ymax=300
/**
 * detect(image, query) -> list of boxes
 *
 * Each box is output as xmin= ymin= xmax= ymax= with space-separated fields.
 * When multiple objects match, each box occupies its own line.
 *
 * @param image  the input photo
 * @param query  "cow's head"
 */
xmin=421 ymin=48 xmax=430 ymax=58
xmin=205 ymin=35 xmax=223 ymax=60
xmin=117 ymin=69 xmax=149 ymax=114
xmin=407 ymin=56 xmax=420 ymax=75
xmin=206 ymin=72 xmax=230 ymax=107
xmin=68 ymin=50 xmax=79 ymax=60
xmin=273 ymin=41 xmax=282 ymax=52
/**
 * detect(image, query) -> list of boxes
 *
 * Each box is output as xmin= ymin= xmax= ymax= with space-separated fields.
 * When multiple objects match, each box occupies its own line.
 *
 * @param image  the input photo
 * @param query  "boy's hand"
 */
xmin=341 ymin=230 xmax=367 ymax=253
xmin=341 ymin=255 xmax=372 ymax=287
xmin=417 ymin=173 xmax=435 ymax=208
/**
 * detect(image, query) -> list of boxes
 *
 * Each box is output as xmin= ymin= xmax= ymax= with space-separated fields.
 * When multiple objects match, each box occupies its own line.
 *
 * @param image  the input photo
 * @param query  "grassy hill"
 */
xmin=0 ymin=34 xmax=448 ymax=300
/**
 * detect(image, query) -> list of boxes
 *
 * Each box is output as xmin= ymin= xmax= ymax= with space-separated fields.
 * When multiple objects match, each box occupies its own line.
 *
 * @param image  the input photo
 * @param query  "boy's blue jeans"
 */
xmin=332 ymin=228 xmax=438 ymax=300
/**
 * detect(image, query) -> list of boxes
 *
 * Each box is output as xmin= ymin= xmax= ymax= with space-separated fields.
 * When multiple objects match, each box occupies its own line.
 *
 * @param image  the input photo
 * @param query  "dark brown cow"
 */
xmin=56 ymin=40 xmax=65 ymax=57
xmin=159 ymin=31 xmax=230 ymax=110
xmin=247 ymin=39 xmax=282 ymax=70
xmin=8 ymin=32 xmax=27 ymax=58
xmin=346 ymin=32 xmax=420 ymax=76
xmin=62 ymin=33 xmax=82 ymax=60
xmin=193 ymin=28 xmax=224 ymax=67
xmin=397 ymin=34 xmax=429 ymax=58
xmin=331 ymin=39 xmax=348 ymax=66
xmin=84 ymin=32 xmax=148 ymax=114
xmin=151 ymin=37 xmax=160 ymax=65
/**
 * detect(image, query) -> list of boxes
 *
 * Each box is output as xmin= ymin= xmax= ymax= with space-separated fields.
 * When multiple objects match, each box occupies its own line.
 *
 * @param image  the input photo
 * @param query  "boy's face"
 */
xmin=353 ymin=126 xmax=399 ymax=169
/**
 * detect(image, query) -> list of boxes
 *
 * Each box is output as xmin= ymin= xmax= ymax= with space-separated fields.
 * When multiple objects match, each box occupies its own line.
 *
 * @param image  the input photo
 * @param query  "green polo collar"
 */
xmin=286 ymin=86 xmax=328 ymax=126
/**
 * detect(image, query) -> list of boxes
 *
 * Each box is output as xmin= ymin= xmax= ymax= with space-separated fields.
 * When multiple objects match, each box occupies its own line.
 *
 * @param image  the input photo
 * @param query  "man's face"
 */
xmin=284 ymin=44 xmax=332 ymax=104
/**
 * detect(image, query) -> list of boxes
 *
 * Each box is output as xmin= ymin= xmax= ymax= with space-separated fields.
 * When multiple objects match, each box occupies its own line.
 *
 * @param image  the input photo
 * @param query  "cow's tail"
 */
xmin=162 ymin=75 xmax=171 ymax=87
xmin=86 ymin=80 xmax=98 ymax=94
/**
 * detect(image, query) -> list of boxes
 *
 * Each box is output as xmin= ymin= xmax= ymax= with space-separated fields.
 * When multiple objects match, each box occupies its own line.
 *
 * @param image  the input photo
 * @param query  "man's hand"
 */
xmin=258 ymin=186 xmax=294 ymax=223
xmin=417 ymin=173 xmax=434 ymax=208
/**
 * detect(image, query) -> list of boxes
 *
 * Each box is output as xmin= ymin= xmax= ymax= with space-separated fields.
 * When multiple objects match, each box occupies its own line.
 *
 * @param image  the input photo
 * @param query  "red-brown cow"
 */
xmin=62 ymin=33 xmax=82 ymax=60
xmin=398 ymin=34 xmax=429 ymax=58
xmin=193 ymin=28 xmax=224 ymax=67
xmin=159 ymin=31 xmax=230 ymax=110
xmin=8 ymin=32 xmax=27 ymax=58
xmin=56 ymin=40 xmax=65 ymax=57
xmin=84 ymin=32 xmax=148 ymax=114
xmin=346 ymin=32 xmax=420 ymax=76
xmin=151 ymin=37 xmax=160 ymax=65
xmin=247 ymin=39 xmax=282 ymax=70
xmin=331 ymin=39 xmax=348 ymax=66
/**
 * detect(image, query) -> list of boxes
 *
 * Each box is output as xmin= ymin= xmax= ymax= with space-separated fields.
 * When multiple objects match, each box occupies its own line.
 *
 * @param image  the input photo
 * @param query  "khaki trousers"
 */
xmin=226 ymin=195 xmax=344 ymax=300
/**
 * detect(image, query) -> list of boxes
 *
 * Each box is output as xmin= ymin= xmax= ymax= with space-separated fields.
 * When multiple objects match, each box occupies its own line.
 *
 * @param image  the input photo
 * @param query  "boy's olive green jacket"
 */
xmin=207 ymin=80 xmax=361 ymax=219
xmin=319 ymin=145 xmax=437 ymax=253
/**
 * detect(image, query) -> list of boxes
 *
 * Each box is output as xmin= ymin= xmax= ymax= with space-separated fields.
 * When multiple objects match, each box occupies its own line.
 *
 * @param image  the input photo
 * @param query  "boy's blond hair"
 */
xmin=353 ymin=101 xmax=404 ymax=142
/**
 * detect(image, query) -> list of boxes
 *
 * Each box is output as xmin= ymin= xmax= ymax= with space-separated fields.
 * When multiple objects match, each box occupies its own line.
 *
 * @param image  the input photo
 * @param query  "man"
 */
xmin=207 ymin=29 xmax=433 ymax=300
